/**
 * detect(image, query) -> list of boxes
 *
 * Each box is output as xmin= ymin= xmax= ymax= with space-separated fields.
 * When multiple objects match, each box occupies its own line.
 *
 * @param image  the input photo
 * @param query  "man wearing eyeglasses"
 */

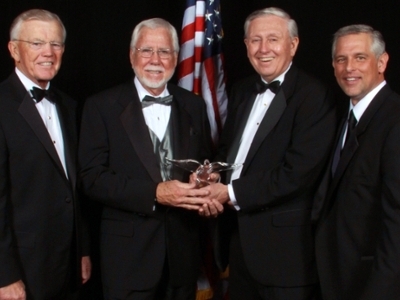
xmin=78 ymin=18 xmax=217 ymax=299
xmin=0 ymin=8 xmax=91 ymax=300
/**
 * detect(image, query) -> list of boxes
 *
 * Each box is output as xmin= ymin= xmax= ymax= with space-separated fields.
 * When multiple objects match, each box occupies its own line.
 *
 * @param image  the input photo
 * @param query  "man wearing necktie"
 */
xmin=312 ymin=25 xmax=400 ymax=300
xmin=78 ymin=18 xmax=215 ymax=299
xmin=0 ymin=9 xmax=91 ymax=300
xmin=200 ymin=7 xmax=336 ymax=300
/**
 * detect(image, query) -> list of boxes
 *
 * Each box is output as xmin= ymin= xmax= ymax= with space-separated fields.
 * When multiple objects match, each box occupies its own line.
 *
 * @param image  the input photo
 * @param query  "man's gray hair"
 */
xmin=130 ymin=18 xmax=179 ymax=53
xmin=10 ymin=9 xmax=66 ymax=42
xmin=332 ymin=24 xmax=386 ymax=58
xmin=244 ymin=7 xmax=298 ymax=39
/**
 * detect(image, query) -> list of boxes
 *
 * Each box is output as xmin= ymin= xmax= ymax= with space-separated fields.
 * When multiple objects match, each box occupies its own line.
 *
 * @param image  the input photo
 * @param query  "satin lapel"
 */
xmin=56 ymin=98 xmax=76 ymax=187
xmin=18 ymin=94 xmax=67 ymax=177
xmin=170 ymin=95 xmax=190 ymax=160
xmin=226 ymin=91 xmax=257 ymax=164
xmin=330 ymin=85 xmax=391 ymax=190
xmin=169 ymin=95 xmax=191 ymax=180
xmin=119 ymin=84 xmax=162 ymax=182
xmin=243 ymin=89 xmax=287 ymax=173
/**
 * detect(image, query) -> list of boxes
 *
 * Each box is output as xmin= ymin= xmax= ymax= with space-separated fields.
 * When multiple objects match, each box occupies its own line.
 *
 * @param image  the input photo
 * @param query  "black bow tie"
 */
xmin=30 ymin=87 xmax=56 ymax=104
xmin=141 ymin=95 xmax=173 ymax=108
xmin=254 ymin=80 xmax=280 ymax=94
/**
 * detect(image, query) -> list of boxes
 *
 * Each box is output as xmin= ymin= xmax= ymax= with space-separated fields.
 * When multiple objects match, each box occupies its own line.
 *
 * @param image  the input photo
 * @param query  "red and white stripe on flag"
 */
xmin=177 ymin=0 xmax=228 ymax=144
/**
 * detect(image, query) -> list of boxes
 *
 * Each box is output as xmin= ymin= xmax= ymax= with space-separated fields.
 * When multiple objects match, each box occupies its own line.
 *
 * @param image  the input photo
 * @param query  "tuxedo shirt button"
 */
xmin=65 ymin=198 xmax=71 ymax=203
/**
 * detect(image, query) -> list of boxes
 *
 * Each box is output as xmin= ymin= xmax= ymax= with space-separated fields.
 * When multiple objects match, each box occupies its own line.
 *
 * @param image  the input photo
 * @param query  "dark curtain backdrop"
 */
xmin=1 ymin=0 xmax=399 ymax=100
xmin=1 ymin=1 xmax=399 ymax=299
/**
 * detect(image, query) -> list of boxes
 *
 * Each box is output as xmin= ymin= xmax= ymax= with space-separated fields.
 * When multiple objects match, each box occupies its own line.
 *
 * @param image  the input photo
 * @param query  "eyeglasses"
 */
xmin=13 ymin=40 xmax=64 ymax=51
xmin=135 ymin=48 xmax=174 ymax=59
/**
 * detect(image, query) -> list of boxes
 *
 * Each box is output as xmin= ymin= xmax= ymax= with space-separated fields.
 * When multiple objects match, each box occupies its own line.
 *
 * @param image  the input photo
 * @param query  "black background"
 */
xmin=1 ymin=1 xmax=399 ymax=298
xmin=1 ymin=0 xmax=399 ymax=100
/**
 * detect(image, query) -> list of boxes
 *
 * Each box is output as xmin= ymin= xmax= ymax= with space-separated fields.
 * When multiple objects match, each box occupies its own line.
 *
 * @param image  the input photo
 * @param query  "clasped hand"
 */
xmin=155 ymin=174 xmax=225 ymax=217
xmin=0 ymin=280 xmax=26 ymax=300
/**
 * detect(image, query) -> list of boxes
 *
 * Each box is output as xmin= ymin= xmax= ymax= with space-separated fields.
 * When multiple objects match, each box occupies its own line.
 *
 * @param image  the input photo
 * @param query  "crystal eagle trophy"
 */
xmin=166 ymin=158 xmax=242 ymax=188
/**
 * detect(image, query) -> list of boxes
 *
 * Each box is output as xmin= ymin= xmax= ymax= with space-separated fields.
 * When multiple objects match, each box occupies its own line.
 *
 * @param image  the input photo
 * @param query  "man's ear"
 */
xmin=290 ymin=37 xmax=299 ymax=57
xmin=377 ymin=52 xmax=389 ymax=74
xmin=8 ymin=41 xmax=21 ymax=62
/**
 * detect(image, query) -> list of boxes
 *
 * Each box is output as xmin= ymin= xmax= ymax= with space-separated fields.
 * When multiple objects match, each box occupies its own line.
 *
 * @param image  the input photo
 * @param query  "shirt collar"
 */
xmin=15 ymin=67 xmax=50 ymax=96
xmin=349 ymin=80 xmax=386 ymax=122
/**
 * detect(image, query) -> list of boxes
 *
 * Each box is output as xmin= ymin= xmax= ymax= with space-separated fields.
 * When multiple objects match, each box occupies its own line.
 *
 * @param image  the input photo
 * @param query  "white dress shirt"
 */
xmin=228 ymin=65 xmax=291 ymax=209
xmin=134 ymin=77 xmax=171 ymax=141
xmin=16 ymin=68 xmax=68 ymax=177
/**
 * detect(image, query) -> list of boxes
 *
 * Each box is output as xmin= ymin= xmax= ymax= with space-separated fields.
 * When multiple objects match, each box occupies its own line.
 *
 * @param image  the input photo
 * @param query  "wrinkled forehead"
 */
xmin=136 ymin=27 xmax=173 ymax=47
xmin=19 ymin=19 xmax=64 ymax=40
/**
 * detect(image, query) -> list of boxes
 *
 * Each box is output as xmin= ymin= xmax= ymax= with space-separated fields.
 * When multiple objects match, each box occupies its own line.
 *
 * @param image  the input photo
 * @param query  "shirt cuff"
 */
xmin=228 ymin=184 xmax=240 ymax=211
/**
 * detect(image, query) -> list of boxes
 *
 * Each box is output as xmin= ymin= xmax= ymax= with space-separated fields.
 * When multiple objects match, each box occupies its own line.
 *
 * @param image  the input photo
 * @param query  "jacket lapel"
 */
xmin=168 ymin=88 xmax=190 ymax=161
xmin=311 ymin=115 xmax=346 ymax=221
xmin=168 ymin=91 xmax=192 ymax=180
xmin=119 ymin=83 xmax=163 ymax=183
xmin=314 ymin=86 xmax=391 ymax=224
xmin=56 ymin=97 xmax=77 ymax=188
xmin=8 ymin=72 xmax=71 ymax=183
xmin=240 ymin=66 xmax=297 ymax=174
xmin=18 ymin=90 xmax=68 ymax=180
xmin=243 ymin=88 xmax=287 ymax=172
xmin=226 ymin=91 xmax=257 ymax=164
xmin=330 ymin=85 xmax=391 ymax=191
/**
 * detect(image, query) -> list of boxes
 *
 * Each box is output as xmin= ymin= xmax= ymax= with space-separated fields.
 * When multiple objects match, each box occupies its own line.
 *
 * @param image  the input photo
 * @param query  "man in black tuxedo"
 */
xmin=200 ymin=7 xmax=336 ymax=300
xmin=78 ymin=18 xmax=216 ymax=300
xmin=0 ymin=9 xmax=91 ymax=300
xmin=312 ymin=25 xmax=400 ymax=300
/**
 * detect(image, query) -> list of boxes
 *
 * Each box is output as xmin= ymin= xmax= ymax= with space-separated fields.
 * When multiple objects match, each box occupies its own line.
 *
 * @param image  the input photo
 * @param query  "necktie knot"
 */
xmin=254 ymin=80 xmax=280 ymax=95
xmin=30 ymin=87 xmax=56 ymax=104
xmin=141 ymin=95 xmax=173 ymax=108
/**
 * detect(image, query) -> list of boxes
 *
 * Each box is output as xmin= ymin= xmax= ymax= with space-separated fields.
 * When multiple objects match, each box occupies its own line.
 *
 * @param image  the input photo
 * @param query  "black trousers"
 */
xmin=228 ymin=226 xmax=321 ymax=300
xmin=103 ymin=257 xmax=196 ymax=300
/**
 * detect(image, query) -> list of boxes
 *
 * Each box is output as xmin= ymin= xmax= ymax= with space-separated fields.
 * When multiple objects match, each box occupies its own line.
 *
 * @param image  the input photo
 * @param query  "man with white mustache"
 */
xmin=78 ymin=18 xmax=217 ymax=299
xmin=201 ymin=7 xmax=336 ymax=299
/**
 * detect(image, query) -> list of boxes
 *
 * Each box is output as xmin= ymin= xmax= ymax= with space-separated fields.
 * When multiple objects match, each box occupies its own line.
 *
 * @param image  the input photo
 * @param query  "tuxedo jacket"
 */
xmin=214 ymin=65 xmax=337 ymax=287
xmin=78 ymin=79 xmax=213 ymax=291
xmin=313 ymin=84 xmax=400 ymax=300
xmin=0 ymin=72 xmax=87 ymax=299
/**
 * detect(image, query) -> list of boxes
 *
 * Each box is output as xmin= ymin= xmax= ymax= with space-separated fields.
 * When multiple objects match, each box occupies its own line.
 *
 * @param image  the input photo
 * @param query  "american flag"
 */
xmin=177 ymin=0 xmax=228 ymax=144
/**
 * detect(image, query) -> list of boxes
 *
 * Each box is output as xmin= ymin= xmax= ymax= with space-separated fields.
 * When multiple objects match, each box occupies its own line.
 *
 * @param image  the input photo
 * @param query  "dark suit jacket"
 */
xmin=313 ymin=84 xmax=400 ymax=300
xmin=78 ymin=79 xmax=213 ymax=291
xmin=214 ymin=65 xmax=337 ymax=287
xmin=0 ymin=72 xmax=86 ymax=299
